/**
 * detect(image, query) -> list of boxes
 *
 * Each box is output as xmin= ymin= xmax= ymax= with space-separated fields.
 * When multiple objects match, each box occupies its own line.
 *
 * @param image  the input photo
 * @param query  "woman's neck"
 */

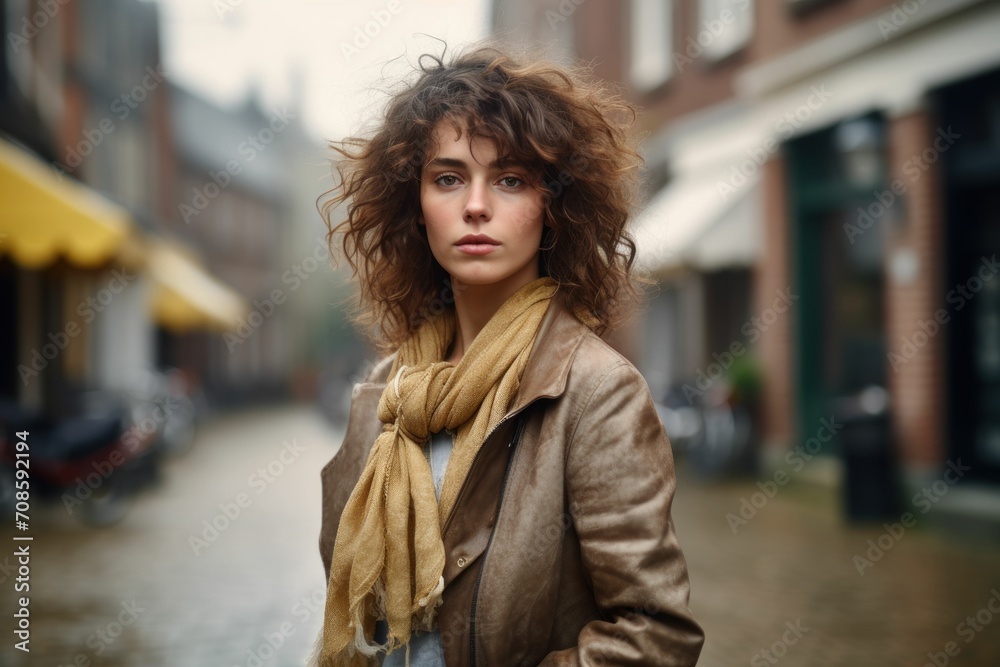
xmin=446 ymin=275 xmax=537 ymax=365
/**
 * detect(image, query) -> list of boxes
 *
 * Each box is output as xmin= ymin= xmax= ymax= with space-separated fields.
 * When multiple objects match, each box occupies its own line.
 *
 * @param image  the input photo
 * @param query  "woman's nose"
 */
xmin=463 ymin=179 xmax=492 ymax=223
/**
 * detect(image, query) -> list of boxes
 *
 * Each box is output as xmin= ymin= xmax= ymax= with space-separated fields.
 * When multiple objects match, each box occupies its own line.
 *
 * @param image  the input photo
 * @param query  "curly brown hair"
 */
xmin=322 ymin=40 xmax=649 ymax=354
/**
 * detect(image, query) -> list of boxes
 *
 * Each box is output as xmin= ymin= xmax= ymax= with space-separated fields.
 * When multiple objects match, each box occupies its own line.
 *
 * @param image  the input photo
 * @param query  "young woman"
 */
xmin=310 ymin=42 xmax=705 ymax=667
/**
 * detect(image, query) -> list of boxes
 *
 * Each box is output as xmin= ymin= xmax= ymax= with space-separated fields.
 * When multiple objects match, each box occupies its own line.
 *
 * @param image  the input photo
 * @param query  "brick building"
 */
xmin=493 ymin=0 xmax=1000 ymax=498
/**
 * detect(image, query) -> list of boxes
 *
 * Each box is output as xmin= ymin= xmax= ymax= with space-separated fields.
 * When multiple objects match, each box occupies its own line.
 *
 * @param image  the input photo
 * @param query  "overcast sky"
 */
xmin=156 ymin=0 xmax=491 ymax=143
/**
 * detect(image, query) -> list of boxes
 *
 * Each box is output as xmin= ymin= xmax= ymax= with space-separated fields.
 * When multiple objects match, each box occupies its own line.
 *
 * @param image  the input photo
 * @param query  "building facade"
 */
xmin=492 ymin=0 xmax=1000 ymax=497
xmin=0 ymin=0 xmax=308 ymax=417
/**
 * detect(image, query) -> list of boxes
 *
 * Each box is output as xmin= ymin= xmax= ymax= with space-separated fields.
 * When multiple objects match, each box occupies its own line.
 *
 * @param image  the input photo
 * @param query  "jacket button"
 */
xmin=457 ymin=557 xmax=467 ymax=567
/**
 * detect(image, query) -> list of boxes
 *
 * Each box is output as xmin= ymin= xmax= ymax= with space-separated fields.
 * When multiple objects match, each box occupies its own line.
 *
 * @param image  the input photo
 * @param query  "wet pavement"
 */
xmin=0 ymin=404 xmax=336 ymax=667
xmin=0 ymin=404 xmax=997 ymax=666
xmin=676 ymin=473 xmax=1000 ymax=666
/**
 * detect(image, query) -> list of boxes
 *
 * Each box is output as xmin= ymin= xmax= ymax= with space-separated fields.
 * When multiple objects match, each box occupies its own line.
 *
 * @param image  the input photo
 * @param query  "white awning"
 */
xmin=630 ymin=166 xmax=761 ymax=276
xmin=685 ymin=177 xmax=761 ymax=271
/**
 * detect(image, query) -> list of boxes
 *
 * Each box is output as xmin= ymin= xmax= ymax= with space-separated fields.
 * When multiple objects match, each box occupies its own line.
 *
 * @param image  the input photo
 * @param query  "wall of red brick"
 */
xmin=574 ymin=0 xmax=903 ymax=135
xmin=574 ymin=0 xmax=747 ymax=137
xmin=757 ymin=153 xmax=795 ymax=447
xmin=883 ymin=107 xmax=946 ymax=466
xmin=751 ymin=0 xmax=899 ymax=61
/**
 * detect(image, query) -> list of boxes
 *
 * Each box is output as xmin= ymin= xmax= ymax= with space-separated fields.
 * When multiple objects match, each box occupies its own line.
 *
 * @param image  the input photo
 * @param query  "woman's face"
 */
xmin=419 ymin=120 xmax=545 ymax=294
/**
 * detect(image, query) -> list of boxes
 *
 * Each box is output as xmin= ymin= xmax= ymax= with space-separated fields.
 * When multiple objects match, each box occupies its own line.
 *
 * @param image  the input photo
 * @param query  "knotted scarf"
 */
xmin=317 ymin=276 xmax=559 ymax=666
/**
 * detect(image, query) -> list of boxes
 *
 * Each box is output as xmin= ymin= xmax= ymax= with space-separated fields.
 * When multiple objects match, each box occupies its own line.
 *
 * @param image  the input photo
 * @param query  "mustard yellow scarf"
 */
xmin=317 ymin=277 xmax=559 ymax=665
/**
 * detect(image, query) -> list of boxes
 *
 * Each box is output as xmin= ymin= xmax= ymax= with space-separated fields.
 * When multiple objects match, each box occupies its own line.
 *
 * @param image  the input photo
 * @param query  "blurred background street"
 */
xmin=2 ymin=0 xmax=1000 ymax=665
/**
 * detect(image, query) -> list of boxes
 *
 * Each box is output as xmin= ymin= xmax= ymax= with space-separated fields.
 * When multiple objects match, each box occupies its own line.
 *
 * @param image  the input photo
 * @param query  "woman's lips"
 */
xmin=456 ymin=243 xmax=498 ymax=255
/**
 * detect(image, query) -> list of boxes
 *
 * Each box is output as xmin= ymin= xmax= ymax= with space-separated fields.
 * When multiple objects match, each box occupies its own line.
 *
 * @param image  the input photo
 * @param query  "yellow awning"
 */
xmin=148 ymin=241 xmax=248 ymax=333
xmin=0 ymin=138 xmax=142 ymax=268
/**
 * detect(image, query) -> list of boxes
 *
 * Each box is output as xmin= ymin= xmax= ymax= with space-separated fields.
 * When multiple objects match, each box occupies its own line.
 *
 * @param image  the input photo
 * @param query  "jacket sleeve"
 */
xmin=540 ymin=362 xmax=705 ymax=667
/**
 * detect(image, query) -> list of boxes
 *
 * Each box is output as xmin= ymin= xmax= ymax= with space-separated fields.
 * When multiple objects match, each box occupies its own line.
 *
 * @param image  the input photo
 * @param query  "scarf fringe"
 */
xmin=345 ymin=574 xmax=444 ymax=660
xmin=413 ymin=575 xmax=445 ymax=635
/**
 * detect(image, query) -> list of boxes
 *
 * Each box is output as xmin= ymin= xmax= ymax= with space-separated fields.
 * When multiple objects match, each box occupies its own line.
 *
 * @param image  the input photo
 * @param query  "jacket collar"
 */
xmin=507 ymin=291 xmax=591 ymax=414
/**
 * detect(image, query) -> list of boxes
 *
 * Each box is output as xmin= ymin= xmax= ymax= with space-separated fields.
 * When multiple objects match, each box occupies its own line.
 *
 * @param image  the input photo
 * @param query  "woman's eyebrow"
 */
xmin=424 ymin=157 xmax=520 ymax=170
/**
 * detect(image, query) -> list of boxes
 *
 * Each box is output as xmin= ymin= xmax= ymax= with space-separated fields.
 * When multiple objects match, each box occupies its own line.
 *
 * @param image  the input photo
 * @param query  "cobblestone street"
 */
xmin=1 ymin=404 xmax=998 ymax=666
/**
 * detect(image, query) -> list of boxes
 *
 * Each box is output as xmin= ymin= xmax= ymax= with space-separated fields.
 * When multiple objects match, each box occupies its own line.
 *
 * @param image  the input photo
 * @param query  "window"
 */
xmin=629 ymin=0 xmax=673 ymax=92
xmin=699 ymin=0 xmax=754 ymax=62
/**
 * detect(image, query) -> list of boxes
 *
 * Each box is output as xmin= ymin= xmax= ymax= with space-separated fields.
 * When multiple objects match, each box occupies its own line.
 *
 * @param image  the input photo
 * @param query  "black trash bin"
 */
xmin=832 ymin=386 xmax=902 ymax=522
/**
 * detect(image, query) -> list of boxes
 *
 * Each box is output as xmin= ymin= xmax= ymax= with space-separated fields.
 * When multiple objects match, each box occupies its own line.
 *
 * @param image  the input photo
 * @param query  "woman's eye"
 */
xmin=500 ymin=176 xmax=524 ymax=188
xmin=435 ymin=174 xmax=459 ymax=186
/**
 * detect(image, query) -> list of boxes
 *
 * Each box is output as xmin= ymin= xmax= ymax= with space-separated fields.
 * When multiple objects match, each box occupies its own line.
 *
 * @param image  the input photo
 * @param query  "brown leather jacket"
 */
xmin=317 ymin=295 xmax=705 ymax=666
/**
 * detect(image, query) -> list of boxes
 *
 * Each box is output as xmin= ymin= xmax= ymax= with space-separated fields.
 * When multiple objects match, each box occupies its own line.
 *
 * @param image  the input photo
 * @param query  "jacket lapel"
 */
xmin=507 ymin=292 xmax=591 ymax=413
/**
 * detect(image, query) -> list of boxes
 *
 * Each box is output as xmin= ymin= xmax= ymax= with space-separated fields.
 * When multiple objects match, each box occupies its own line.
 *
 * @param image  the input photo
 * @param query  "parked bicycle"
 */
xmin=0 ymin=396 xmax=160 ymax=527
xmin=655 ymin=380 xmax=757 ymax=480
